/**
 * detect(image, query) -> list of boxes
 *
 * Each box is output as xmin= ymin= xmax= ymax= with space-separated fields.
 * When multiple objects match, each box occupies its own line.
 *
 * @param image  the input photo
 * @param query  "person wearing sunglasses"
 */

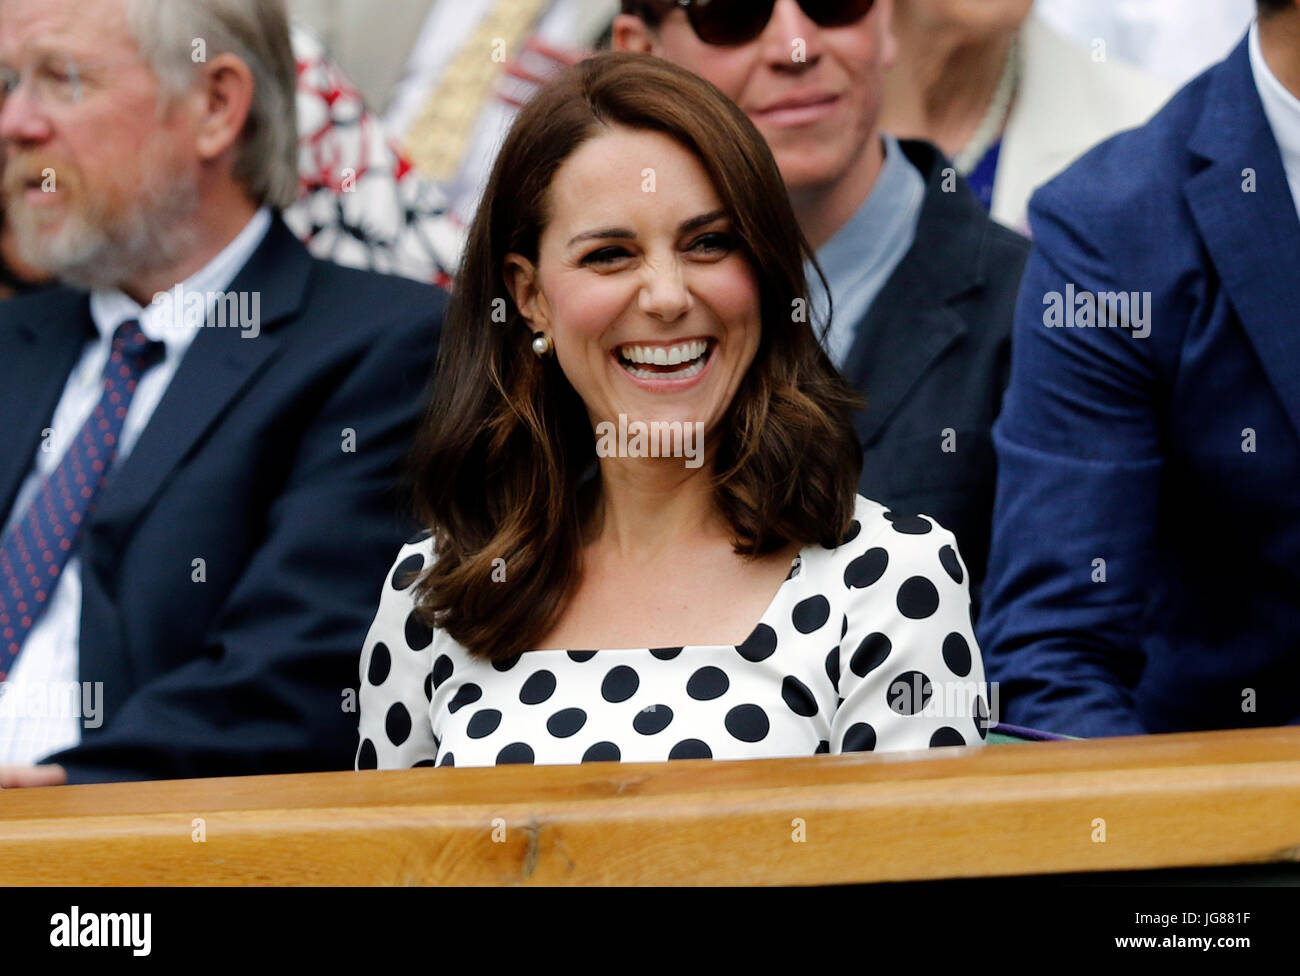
xmin=614 ymin=0 xmax=1030 ymax=612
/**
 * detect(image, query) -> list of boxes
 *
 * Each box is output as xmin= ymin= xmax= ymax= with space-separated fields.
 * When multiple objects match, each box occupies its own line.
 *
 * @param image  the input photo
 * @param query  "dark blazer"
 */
xmin=0 ymin=215 xmax=444 ymax=782
xmin=979 ymin=35 xmax=1300 ymax=737
xmin=844 ymin=140 xmax=1030 ymax=606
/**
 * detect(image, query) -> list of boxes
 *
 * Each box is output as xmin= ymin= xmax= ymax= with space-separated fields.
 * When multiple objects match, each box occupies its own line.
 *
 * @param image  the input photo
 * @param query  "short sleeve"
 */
xmin=830 ymin=510 xmax=988 ymax=753
xmin=356 ymin=538 xmax=440 ymax=769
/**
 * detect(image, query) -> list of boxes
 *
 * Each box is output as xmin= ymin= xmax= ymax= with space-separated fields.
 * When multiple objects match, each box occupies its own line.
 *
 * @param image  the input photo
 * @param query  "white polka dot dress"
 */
xmin=356 ymin=495 xmax=988 ymax=769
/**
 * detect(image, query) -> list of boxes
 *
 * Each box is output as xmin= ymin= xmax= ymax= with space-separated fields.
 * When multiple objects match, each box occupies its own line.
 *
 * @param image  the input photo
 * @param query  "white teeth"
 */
xmin=623 ymin=356 xmax=708 ymax=381
xmin=617 ymin=340 xmax=708 ymax=365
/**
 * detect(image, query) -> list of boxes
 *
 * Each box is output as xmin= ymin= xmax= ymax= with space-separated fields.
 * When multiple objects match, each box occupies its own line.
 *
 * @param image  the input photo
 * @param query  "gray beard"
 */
xmin=8 ymin=169 xmax=202 ymax=294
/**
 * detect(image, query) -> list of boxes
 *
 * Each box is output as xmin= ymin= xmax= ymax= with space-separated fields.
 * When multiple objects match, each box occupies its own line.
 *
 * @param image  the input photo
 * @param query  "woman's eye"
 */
xmin=689 ymin=232 xmax=735 ymax=255
xmin=581 ymin=246 xmax=632 ymax=266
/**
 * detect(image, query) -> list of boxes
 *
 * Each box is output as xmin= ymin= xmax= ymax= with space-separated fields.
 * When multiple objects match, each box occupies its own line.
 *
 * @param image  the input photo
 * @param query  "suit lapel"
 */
xmin=89 ymin=216 xmax=313 ymax=544
xmin=1185 ymin=37 xmax=1300 ymax=443
xmin=841 ymin=141 xmax=980 ymax=445
xmin=0 ymin=290 xmax=95 ymax=518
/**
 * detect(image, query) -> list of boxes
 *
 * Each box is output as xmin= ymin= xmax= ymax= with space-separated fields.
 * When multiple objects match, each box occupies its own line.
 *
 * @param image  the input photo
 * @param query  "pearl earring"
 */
xmin=531 ymin=332 xmax=553 ymax=358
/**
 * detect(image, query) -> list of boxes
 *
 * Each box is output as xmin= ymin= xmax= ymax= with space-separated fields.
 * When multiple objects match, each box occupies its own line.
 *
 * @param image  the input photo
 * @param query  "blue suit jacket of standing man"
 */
xmin=979 ymin=32 xmax=1300 ymax=738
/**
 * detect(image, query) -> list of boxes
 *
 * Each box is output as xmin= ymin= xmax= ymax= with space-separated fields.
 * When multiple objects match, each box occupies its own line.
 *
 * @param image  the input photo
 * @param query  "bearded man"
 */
xmin=0 ymin=0 xmax=444 ymax=785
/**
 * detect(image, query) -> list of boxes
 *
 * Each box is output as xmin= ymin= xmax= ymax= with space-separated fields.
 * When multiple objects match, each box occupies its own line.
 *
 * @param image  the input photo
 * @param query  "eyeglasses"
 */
xmin=646 ymin=0 xmax=876 ymax=47
xmin=0 ymin=56 xmax=124 ymax=111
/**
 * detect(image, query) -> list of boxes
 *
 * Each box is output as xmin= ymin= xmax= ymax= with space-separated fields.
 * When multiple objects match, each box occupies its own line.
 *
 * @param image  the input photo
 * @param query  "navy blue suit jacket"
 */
xmin=845 ymin=140 xmax=1029 ymax=610
xmin=0 ymin=215 xmax=444 ymax=782
xmin=979 ymin=35 xmax=1300 ymax=737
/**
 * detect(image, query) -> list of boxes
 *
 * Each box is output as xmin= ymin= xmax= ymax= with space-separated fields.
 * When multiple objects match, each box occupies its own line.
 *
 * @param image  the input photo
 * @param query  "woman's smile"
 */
xmin=613 ymin=337 xmax=717 ymax=389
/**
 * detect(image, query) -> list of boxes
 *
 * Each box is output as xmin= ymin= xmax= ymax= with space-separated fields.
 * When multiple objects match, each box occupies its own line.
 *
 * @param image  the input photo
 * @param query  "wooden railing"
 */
xmin=2 ymin=726 xmax=1298 ymax=885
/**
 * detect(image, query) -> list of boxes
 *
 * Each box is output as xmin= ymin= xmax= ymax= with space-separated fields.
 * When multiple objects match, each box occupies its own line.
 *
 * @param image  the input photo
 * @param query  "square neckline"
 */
xmin=523 ymin=551 xmax=806 ymax=656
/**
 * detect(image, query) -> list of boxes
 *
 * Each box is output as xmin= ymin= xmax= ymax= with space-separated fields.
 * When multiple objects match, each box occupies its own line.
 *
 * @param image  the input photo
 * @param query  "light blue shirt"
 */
xmin=808 ymin=134 xmax=927 ymax=370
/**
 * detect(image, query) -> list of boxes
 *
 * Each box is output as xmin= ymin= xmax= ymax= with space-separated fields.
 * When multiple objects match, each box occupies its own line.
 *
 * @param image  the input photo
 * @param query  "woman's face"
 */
xmin=507 ymin=125 xmax=762 ymax=449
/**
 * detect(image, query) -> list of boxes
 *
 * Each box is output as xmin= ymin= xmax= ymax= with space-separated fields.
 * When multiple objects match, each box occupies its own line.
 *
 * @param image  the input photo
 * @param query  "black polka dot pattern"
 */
xmin=887 ymin=671 xmax=933 ymax=715
xmin=367 ymin=643 xmax=390 ymax=686
xmin=356 ymin=738 xmax=377 ymax=769
xmin=496 ymin=742 xmax=534 ymax=765
xmin=583 ymin=741 xmax=620 ymax=763
xmin=669 ymin=738 xmax=712 ymax=760
xmin=404 ymin=611 xmax=432 ymax=651
xmin=841 ymin=722 xmax=876 ymax=752
xmin=896 ymin=577 xmax=940 ymax=619
xmin=431 ymin=654 xmax=453 ymax=689
xmin=939 ymin=545 xmax=964 ymax=584
xmin=602 ymin=666 xmax=639 ymax=703
xmin=929 ymin=727 xmax=966 ymax=748
xmin=547 ymin=708 xmax=587 ymax=738
xmin=791 ymin=595 xmax=830 ymax=634
xmin=736 ymin=623 xmax=777 ymax=662
xmin=448 ymin=683 xmax=481 ymax=713
xmin=467 ymin=709 xmax=502 ymax=738
xmin=686 ymin=666 xmax=729 ymax=700
xmin=725 ymin=704 xmax=770 ymax=742
xmin=385 ymin=703 xmax=411 ymax=746
xmin=634 ymin=705 xmax=673 ymax=735
xmin=851 ymin=632 xmax=892 ymax=677
xmin=844 ymin=548 xmax=888 ymax=589
xmin=884 ymin=511 xmax=932 ymax=535
xmin=357 ymin=496 xmax=987 ymax=769
xmin=391 ymin=553 xmax=424 ymax=590
xmin=942 ymin=633 xmax=972 ymax=677
xmin=782 ymin=676 xmax=818 ymax=717
xmin=519 ymin=670 xmax=556 ymax=704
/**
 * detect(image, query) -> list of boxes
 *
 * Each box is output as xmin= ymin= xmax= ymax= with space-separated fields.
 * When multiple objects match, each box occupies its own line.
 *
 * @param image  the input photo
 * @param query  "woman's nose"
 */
xmin=637 ymin=260 xmax=693 ymax=322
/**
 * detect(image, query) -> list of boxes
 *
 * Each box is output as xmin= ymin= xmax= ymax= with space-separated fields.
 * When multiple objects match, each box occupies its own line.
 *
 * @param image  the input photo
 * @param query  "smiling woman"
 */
xmin=357 ymin=52 xmax=988 ymax=770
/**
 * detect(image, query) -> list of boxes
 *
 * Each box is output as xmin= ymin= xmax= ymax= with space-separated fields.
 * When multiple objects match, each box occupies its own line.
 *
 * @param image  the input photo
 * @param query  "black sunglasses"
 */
xmin=646 ymin=0 xmax=876 ymax=47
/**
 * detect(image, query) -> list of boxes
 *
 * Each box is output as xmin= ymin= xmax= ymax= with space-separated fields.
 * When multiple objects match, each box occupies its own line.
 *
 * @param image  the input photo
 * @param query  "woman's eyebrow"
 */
xmin=566 ymin=227 xmax=636 ymax=246
xmin=566 ymin=210 xmax=728 ymax=248
xmin=678 ymin=210 xmax=728 ymax=234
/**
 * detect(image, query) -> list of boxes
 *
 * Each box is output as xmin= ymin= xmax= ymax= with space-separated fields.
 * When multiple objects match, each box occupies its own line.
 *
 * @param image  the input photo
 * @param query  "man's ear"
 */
xmin=503 ymin=253 xmax=549 ymax=331
xmin=612 ymin=13 xmax=658 ymax=53
xmin=877 ymin=0 xmax=898 ymax=69
xmin=192 ymin=52 xmax=256 ymax=164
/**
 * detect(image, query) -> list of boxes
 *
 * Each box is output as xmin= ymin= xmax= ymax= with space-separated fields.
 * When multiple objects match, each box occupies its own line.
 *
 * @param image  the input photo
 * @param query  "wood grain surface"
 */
xmin=1 ymin=726 xmax=1298 ymax=885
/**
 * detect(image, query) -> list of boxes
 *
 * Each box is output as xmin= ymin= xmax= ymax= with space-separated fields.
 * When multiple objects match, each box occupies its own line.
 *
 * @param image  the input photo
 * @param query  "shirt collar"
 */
xmin=1249 ymin=21 xmax=1300 ymax=194
xmin=816 ymin=134 xmax=924 ymax=288
xmin=88 ymin=207 xmax=274 ymax=357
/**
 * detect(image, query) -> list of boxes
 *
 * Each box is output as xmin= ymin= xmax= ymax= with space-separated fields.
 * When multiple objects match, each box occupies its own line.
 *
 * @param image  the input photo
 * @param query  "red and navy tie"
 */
xmin=0 ymin=319 xmax=164 ymax=681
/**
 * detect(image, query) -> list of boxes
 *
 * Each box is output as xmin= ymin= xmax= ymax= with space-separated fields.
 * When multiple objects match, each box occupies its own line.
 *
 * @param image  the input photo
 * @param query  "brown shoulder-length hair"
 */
xmin=409 ymin=52 xmax=863 ymax=662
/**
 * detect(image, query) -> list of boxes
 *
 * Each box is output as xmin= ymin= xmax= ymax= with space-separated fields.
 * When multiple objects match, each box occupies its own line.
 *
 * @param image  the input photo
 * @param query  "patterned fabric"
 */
xmin=402 ymin=0 xmax=551 ymax=185
xmin=357 ymin=495 xmax=988 ymax=769
xmin=286 ymin=26 xmax=459 ymax=289
xmin=0 ymin=320 xmax=163 ymax=681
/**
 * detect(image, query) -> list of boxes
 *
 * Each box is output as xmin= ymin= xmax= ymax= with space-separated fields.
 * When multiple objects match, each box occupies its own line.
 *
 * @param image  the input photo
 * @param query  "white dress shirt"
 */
xmin=1250 ymin=20 xmax=1300 ymax=224
xmin=0 ymin=208 xmax=272 ymax=766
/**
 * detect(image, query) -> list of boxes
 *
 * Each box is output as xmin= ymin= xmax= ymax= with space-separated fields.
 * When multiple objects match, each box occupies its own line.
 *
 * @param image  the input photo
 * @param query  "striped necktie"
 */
xmin=0 ymin=319 xmax=164 ymax=681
